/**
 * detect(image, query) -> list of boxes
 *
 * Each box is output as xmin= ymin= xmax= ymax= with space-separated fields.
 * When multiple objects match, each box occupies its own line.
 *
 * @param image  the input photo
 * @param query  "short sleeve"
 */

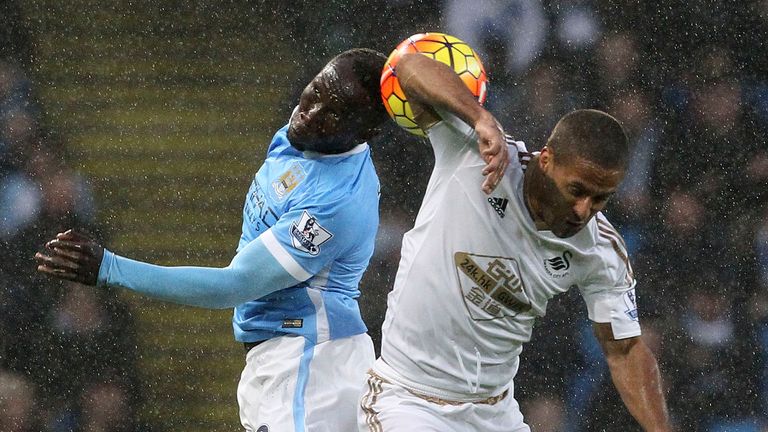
xmin=260 ymin=199 xmax=359 ymax=280
xmin=580 ymin=281 xmax=641 ymax=339
xmin=579 ymin=218 xmax=641 ymax=339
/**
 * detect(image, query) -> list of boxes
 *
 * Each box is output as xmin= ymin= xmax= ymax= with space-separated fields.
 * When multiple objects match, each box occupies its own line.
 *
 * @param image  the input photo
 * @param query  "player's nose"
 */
xmin=301 ymin=104 xmax=324 ymax=127
xmin=572 ymin=198 xmax=592 ymax=221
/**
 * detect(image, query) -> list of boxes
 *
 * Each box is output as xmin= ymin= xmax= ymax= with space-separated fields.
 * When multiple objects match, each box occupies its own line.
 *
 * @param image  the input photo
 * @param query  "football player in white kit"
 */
xmin=358 ymin=54 xmax=671 ymax=431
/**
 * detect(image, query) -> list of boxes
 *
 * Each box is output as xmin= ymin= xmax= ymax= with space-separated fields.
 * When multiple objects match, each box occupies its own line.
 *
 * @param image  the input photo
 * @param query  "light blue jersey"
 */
xmin=234 ymin=124 xmax=379 ymax=344
xmin=97 ymin=123 xmax=379 ymax=347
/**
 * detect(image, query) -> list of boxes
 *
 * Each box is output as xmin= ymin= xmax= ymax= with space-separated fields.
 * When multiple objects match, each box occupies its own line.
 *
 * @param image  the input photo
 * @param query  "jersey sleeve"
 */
xmin=424 ymin=110 xmax=527 ymax=174
xmin=424 ymin=109 xmax=480 ymax=170
xmin=578 ymin=218 xmax=641 ymax=339
xmin=98 ymin=237 xmax=301 ymax=309
xmin=262 ymin=195 xmax=362 ymax=278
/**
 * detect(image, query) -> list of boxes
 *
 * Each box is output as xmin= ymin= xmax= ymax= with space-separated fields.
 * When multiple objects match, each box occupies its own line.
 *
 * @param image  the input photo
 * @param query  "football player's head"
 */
xmin=288 ymin=48 xmax=389 ymax=154
xmin=529 ymin=109 xmax=628 ymax=238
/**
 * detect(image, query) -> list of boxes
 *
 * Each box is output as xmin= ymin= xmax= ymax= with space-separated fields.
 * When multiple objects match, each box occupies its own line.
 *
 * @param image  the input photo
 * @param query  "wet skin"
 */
xmin=525 ymin=147 xmax=624 ymax=238
xmin=287 ymin=60 xmax=378 ymax=154
xmin=35 ymin=229 xmax=102 ymax=285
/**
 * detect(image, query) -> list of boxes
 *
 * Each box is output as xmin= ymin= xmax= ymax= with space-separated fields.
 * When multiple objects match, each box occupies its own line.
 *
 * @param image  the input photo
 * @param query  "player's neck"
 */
xmin=523 ymin=158 xmax=550 ymax=231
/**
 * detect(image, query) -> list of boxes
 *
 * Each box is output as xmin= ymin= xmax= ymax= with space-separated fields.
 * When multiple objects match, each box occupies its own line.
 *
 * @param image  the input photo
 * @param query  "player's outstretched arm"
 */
xmin=35 ymin=229 xmax=302 ymax=308
xmin=593 ymin=322 xmax=672 ymax=432
xmin=396 ymin=53 xmax=508 ymax=194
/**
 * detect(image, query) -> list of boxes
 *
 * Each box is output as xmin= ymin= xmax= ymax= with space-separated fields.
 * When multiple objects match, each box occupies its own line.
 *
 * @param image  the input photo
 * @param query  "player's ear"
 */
xmin=539 ymin=146 xmax=552 ymax=170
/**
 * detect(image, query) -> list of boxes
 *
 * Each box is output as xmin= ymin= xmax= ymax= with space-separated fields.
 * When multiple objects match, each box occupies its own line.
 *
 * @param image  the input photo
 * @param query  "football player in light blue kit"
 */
xmin=35 ymin=48 xmax=392 ymax=432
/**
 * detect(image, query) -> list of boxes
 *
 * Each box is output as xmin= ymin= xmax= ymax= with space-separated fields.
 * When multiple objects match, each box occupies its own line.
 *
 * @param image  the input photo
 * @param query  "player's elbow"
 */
xmin=225 ymin=263 xmax=288 ymax=301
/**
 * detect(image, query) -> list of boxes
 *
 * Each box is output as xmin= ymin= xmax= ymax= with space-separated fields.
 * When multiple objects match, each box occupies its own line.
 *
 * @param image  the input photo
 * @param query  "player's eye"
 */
xmin=567 ymin=185 xmax=584 ymax=197
xmin=313 ymin=87 xmax=321 ymax=98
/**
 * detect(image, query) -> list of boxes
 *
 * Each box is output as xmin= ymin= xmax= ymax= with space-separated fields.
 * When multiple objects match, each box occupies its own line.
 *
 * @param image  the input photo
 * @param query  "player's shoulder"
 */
xmin=593 ymin=212 xmax=622 ymax=241
xmin=310 ymin=144 xmax=374 ymax=189
xmin=587 ymin=213 xmax=632 ymax=264
xmin=293 ymin=154 xmax=376 ymax=210
xmin=578 ymin=212 xmax=636 ymax=290
xmin=505 ymin=134 xmax=532 ymax=171
xmin=424 ymin=112 xmax=478 ymax=159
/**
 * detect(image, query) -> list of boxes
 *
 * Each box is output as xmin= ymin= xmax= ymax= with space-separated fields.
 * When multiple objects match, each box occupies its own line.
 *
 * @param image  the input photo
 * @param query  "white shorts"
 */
xmin=358 ymin=370 xmax=530 ymax=432
xmin=238 ymin=333 xmax=375 ymax=432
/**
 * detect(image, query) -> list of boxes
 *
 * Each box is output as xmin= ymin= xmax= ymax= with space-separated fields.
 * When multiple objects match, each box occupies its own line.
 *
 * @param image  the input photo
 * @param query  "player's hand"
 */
xmin=34 ymin=229 xmax=104 ymax=286
xmin=475 ymin=112 xmax=508 ymax=194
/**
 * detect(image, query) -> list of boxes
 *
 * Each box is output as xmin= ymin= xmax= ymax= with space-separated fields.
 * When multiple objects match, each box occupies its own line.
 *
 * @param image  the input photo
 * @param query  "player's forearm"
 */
xmin=606 ymin=341 xmax=671 ymax=431
xmin=98 ymin=237 xmax=299 ymax=308
xmin=397 ymin=53 xmax=490 ymax=128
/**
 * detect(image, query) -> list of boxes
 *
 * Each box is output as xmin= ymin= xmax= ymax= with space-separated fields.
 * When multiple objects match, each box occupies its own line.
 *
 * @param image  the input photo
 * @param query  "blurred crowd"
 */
xmin=2 ymin=1 xmax=768 ymax=431
xmin=0 ymin=3 xmax=148 ymax=431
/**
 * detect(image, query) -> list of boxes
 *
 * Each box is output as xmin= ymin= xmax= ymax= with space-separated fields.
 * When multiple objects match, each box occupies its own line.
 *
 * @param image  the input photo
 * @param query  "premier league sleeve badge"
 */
xmin=290 ymin=210 xmax=333 ymax=256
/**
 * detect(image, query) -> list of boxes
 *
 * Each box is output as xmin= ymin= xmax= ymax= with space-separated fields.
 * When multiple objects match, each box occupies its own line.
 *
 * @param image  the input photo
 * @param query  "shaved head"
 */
xmin=288 ymin=48 xmax=389 ymax=153
xmin=545 ymin=109 xmax=629 ymax=171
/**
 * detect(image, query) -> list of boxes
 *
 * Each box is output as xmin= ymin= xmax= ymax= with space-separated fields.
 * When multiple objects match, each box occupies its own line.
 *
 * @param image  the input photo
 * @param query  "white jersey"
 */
xmin=375 ymin=112 xmax=640 ymax=401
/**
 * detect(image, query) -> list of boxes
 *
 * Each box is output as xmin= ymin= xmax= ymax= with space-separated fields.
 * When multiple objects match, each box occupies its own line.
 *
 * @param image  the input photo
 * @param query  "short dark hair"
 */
xmin=332 ymin=48 xmax=389 ymax=125
xmin=546 ymin=109 xmax=629 ymax=171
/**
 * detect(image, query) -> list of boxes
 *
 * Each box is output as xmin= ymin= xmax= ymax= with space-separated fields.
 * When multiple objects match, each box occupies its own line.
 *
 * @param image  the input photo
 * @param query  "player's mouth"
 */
xmin=289 ymin=120 xmax=304 ymax=137
xmin=288 ymin=108 xmax=312 ymax=142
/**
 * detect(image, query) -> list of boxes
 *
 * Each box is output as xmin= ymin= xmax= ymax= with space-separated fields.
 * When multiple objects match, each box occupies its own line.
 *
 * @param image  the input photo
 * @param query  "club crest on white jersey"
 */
xmin=290 ymin=210 xmax=333 ymax=255
xmin=454 ymin=252 xmax=532 ymax=320
xmin=543 ymin=250 xmax=573 ymax=278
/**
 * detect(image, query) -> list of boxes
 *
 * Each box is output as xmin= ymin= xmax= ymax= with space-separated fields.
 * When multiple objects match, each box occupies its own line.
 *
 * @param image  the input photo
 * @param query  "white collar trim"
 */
xmin=303 ymin=143 xmax=369 ymax=159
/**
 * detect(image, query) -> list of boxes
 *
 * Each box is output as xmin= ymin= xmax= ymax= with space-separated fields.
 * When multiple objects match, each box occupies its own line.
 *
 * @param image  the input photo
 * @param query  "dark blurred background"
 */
xmin=1 ymin=0 xmax=767 ymax=431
